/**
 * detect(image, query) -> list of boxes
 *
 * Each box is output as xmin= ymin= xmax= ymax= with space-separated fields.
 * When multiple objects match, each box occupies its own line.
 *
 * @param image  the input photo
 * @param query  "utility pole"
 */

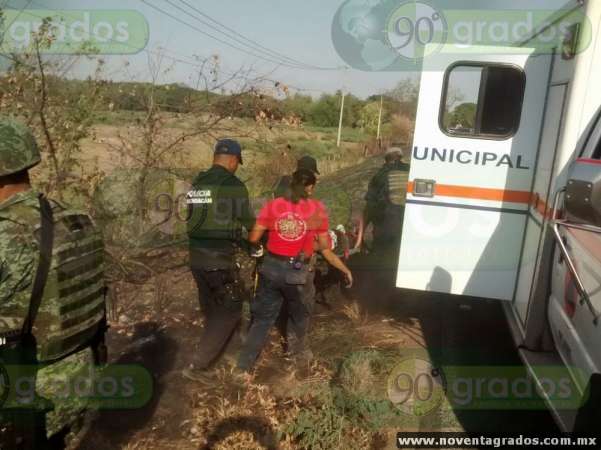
xmin=376 ymin=95 xmax=383 ymax=142
xmin=337 ymin=90 xmax=346 ymax=148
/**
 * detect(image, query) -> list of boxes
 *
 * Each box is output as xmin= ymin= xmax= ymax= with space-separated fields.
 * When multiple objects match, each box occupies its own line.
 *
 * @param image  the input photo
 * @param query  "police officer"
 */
xmin=364 ymin=147 xmax=409 ymax=260
xmin=272 ymin=155 xmax=320 ymax=199
xmin=0 ymin=117 xmax=107 ymax=449
xmin=184 ymin=139 xmax=256 ymax=379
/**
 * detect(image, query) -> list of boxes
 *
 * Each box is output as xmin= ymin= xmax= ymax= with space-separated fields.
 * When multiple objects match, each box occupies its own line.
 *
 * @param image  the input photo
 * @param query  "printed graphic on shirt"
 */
xmin=275 ymin=212 xmax=307 ymax=242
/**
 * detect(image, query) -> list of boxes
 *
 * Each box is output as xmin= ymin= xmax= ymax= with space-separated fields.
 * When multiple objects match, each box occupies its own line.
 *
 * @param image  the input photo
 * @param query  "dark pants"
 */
xmin=276 ymin=269 xmax=315 ymax=353
xmin=192 ymin=267 xmax=243 ymax=369
xmin=303 ymin=270 xmax=317 ymax=313
xmin=238 ymin=257 xmax=310 ymax=371
xmin=372 ymin=206 xmax=404 ymax=263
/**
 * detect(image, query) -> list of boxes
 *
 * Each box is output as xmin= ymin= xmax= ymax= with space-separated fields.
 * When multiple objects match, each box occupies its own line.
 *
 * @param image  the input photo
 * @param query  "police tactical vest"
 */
xmin=187 ymin=172 xmax=237 ymax=242
xmin=33 ymin=202 xmax=106 ymax=362
xmin=386 ymin=170 xmax=405 ymax=206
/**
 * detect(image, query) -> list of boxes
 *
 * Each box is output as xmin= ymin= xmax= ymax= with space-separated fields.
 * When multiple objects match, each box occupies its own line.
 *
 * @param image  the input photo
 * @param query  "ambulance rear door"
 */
xmin=397 ymin=45 xmax=551 ymax=300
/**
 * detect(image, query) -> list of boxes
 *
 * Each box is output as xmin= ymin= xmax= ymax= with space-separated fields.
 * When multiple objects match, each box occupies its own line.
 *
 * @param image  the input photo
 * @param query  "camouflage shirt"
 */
xmin=0 ymin=189 xmax=97 ymax=438
xmin=0 ymin=189 xmax=40 ymax=331
xmin=364 ymin=160 xmax=409 ymax=225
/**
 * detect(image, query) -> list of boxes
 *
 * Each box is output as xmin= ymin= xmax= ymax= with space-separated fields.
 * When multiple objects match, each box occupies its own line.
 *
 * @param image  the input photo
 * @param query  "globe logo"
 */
xmin=387 ymin=356 xmax=446 ymax=417
xmin=386 ymin=1 xmax=448 ymax=61
xmin=332 ymin=0 xmax=448 ymax=71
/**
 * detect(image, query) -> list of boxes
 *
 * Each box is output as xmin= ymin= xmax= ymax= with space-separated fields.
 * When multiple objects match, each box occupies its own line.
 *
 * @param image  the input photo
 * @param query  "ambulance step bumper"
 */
xmin=518 ymin=348 xmax=578 ymax=432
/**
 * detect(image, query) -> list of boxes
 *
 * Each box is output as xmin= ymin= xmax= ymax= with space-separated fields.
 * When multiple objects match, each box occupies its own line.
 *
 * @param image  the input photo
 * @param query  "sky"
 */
xmin=1 ymin=0 xmax=575 ymax=99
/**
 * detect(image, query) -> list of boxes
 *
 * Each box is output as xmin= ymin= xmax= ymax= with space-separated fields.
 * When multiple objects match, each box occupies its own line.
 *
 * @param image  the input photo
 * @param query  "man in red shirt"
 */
xmin=237 ymin=169 xmax=352 ymax=372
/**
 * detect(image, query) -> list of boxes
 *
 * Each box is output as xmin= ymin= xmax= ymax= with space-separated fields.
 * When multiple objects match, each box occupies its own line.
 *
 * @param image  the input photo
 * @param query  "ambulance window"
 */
xmin=441 ymin=64 xmax=526 ymax=139
xmin=441 ymin=66 xmax=481 ymax=135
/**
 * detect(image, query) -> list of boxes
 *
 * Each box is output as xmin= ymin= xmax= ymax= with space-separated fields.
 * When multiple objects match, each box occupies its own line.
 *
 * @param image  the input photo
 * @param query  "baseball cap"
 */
xmin=297 ymin=155 xmax=320 ymax=175
xmin=214 ymin=138 xmax=243 ymax=164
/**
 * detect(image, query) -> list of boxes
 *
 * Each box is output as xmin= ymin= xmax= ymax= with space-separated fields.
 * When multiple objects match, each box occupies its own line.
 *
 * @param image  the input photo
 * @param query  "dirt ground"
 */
xmin=75 ymin=247 xmax=557 ymax=450
xmin=78 ymin=258 xmax=420 ymax=449
xmin=71 ymin=127 xmax=556 ymax=449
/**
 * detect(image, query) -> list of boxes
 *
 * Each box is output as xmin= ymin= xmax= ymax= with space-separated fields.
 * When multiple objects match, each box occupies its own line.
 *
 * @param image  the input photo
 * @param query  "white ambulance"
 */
xmin=397 ymin=0 xmax=601 ymax=431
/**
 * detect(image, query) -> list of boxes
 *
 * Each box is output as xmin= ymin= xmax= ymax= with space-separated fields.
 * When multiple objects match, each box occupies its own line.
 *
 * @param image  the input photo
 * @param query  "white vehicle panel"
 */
xmin=397 ymin=45 xmax=551 ymax=300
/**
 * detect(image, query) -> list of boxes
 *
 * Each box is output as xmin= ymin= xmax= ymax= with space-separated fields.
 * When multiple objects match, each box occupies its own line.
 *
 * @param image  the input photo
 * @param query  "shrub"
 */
xmin=390 ymin=114 xmax=415 ymax=147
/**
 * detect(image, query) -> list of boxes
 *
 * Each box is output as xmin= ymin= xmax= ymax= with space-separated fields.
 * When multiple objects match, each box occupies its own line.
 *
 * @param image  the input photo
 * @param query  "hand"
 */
xmin=343 ymin=270 xmax=353 ymax=289
xmin=250 ymin=244 xmax=264 ymax=258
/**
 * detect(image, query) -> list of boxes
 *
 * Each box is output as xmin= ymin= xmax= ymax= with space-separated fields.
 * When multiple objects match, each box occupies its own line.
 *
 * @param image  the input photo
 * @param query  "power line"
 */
xmin=7 ymin=1 xmax=211 ymax=63
xmin=9 ymin=0 xmax=344 ymax=87
xmin=140 ymin=0 xmax=300 ymax=69
xmin=3 ymin=1 xmax=243 ymax=78
xmin=171 ymin=0 xmax=337 ymax=71
xmin=140 ymin=0 xmax=341 ymax=72
xmin=2 ymin=1 xmax=339 ymax=96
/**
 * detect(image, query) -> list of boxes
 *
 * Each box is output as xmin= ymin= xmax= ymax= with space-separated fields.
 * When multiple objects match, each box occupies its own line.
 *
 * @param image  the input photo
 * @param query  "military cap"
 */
xmin=0 ymin=117 xmax=41 ymax=177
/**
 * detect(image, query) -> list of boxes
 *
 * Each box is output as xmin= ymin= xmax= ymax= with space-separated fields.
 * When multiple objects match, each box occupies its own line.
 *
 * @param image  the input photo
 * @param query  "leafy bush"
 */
xmin=285 ymin=404 xmax=349 ymax=450
xmin=284 ymin=350 xmax=407 ymax=449
xmin=308 ymin=94 xmax=342 ymax=127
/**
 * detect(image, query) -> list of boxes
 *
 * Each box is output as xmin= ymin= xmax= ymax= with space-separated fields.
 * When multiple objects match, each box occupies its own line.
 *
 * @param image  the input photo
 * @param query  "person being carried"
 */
xmin=237 ymin=169 xmax=353 ymax=373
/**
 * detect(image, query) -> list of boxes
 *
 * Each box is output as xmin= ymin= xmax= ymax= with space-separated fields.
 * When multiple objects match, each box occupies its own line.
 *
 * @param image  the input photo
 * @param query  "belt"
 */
xmin=267 ymin=252 xmax=309 ymax=263
xmin=190 ymin=247 xmax=233 ymax=271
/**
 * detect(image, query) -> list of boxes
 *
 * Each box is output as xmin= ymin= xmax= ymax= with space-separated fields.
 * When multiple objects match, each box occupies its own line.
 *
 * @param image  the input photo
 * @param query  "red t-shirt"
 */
xmin=257 ymin=197 xmax=329 ymax=257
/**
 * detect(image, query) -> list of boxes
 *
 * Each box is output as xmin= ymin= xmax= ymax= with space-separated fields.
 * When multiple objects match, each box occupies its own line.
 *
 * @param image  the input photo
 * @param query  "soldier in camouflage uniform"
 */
xmin=364 ymin=147 xmax=409 ymax=263
xmin=0 ymin=118 xmax=107 ymax=448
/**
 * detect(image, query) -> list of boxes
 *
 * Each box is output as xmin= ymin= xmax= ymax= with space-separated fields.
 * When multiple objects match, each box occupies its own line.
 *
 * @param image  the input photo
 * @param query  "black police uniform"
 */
xmin=187 ymin=164 xmax=255 ymax=369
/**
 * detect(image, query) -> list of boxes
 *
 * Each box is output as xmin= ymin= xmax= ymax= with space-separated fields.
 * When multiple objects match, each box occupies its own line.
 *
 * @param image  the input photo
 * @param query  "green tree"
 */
xmin=0 ymin=16 xmax=106 ymax=201
xmin=309 ymin=93 xmax=341 ymax=127
xmin=282 ymin=93 xmax=313 ymax=120
xmin=342 ymin=93 xmax=364 ymax=128
xmin=358 ymin=101 xmax=381 ymax=135
xmin=447 ymin=102 xmax=477 ymax=130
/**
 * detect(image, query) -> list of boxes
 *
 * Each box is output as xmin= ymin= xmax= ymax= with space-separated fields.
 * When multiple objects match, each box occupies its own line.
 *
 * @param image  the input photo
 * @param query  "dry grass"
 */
xmin=355 ymin=319 xmax=426 ymax=350
xmin=72 ymin=119 xmax=430 ymax=448
xmin=341 ymin=301 xmax=367 ymax=325
xmin=170 ymin=308 xmax=414 ymax=450
xmin=189 ymin=373 xmax=295 ymax=450
xmin=94 ymin=271 xmax=436 ymax=450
